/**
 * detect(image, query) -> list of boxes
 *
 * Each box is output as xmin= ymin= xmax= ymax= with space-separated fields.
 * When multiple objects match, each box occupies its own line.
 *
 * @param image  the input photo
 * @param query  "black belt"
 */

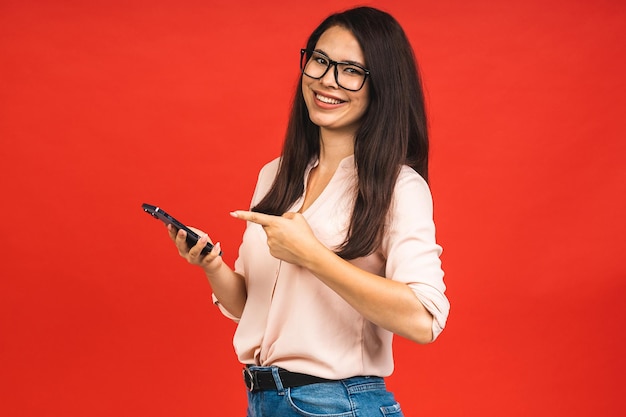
xmin=243 ymin=366 xmax=333 ymax=392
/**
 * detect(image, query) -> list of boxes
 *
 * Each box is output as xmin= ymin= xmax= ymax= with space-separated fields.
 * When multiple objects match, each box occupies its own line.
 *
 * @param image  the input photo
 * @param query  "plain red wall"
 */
xmin=1 ymin=0 xmax=624 ymax=416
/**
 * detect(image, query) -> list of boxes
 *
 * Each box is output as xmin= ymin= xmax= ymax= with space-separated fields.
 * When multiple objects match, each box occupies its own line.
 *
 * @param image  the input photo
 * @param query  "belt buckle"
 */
xmin=243 ymin=367 xmax=256 ymax=392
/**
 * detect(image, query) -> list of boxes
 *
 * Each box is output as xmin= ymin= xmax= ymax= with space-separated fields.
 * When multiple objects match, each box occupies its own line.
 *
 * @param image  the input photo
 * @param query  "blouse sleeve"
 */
xmin=212 ymin=158 xmax=281 ymax=320
xmin=382 ymin=167 xmax=450 ymax=341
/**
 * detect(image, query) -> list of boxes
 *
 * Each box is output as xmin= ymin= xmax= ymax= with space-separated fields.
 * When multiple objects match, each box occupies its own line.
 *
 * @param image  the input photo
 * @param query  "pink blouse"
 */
xmin=213 ymin=155 xmax=449 ymax=379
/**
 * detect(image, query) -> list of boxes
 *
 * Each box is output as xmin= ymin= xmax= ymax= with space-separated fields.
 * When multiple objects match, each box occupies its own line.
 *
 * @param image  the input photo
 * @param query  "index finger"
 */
xmin=230 ymin=210 xmax=277 ymax=226
xmin=167 ymin=223 xmax=183 ymax=240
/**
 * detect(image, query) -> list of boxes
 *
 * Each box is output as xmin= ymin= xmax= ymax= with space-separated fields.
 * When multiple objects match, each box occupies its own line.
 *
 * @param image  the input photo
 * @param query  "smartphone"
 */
xmin=142 ymin=203 xmax=221 ymax=256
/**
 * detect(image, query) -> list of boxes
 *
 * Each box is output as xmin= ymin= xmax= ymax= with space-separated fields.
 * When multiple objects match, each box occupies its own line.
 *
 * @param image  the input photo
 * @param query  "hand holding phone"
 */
xmin=142 ymin=203 xmax=222 ymax=256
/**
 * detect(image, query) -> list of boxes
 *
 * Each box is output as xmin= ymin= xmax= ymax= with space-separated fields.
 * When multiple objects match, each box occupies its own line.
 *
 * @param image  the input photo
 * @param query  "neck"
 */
xmin=318 ymin=128 xmax=355 ymax=168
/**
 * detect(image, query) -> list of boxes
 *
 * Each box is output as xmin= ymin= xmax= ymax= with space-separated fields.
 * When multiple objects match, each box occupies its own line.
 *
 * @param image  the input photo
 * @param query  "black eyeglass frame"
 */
xmin=300 ymin=49 xmax=370 ymax=92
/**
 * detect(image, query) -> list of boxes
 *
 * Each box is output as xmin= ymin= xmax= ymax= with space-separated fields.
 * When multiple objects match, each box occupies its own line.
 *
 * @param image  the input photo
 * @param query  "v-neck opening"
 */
xmin=295 ymin=155 xmax=355 ymax=215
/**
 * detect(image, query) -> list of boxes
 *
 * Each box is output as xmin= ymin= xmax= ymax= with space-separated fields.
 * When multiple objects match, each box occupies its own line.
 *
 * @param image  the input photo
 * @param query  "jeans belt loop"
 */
xmin=271 ymin=367 xmax=285 ymax=392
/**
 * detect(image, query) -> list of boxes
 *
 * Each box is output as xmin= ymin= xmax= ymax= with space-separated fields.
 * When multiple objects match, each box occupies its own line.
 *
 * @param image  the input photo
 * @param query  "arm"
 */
xmin=169 ymin=225 xmax=247 ymax=318
xmin=302 ymin=242 xmax=435 ymax=344
xmin=229 ymin=211 xmax=436 ymax=344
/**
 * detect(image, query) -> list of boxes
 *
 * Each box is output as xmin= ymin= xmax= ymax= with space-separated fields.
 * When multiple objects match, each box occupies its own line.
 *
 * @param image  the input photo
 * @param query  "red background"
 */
xmin=1 ymin=0 xmax=625 ymax=415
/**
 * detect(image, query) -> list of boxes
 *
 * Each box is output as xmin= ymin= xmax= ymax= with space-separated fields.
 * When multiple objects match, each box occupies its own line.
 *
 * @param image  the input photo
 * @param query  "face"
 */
xmin=302 ymin=26 xmax=370 ymax=137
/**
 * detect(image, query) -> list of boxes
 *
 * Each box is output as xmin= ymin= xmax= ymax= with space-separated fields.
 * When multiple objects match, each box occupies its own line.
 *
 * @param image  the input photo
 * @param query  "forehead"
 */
xmin=314 ymin=26 xmax=365 ymax=64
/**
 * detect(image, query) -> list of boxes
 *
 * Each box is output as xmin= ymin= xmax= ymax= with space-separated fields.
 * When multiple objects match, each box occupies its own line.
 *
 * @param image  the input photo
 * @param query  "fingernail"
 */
xmin=229 ymin=211 xmax=239 ymax=218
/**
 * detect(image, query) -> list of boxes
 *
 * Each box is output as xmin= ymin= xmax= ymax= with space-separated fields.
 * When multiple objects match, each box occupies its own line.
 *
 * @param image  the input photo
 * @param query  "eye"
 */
xmin=341 ymin=65 xmax=365 ymax=77
xmin=313 ymin=55 xmax=329 ymax=66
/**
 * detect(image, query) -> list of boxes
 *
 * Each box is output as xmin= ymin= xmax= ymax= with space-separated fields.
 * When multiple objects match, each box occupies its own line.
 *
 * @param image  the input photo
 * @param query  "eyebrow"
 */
xmin=313 ymin=48 xmax=366 ymax=67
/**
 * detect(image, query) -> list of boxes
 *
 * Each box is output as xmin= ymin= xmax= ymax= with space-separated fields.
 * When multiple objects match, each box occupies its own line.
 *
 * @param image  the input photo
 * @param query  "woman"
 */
xmin=169 ymin=6 xmax=449 ymax=416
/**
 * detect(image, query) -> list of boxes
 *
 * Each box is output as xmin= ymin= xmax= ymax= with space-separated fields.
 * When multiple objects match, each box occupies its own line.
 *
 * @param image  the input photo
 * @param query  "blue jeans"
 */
xmin=245 ymin=366 xmax=404 ymax=417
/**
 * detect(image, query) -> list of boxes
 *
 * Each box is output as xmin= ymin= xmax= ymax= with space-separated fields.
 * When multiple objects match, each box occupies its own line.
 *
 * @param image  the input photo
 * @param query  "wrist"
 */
xmin=303 ymin=243 xmax=337 ymax=274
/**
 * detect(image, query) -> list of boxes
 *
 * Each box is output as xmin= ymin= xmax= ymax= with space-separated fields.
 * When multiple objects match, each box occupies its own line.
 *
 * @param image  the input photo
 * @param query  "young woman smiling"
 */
xmin=167 ymin=6 xmax=449 ymax=416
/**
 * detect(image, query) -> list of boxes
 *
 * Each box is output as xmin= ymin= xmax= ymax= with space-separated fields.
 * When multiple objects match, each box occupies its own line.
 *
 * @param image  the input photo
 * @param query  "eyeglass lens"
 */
xmin=301 ymin=50 xmax=367 ymax=92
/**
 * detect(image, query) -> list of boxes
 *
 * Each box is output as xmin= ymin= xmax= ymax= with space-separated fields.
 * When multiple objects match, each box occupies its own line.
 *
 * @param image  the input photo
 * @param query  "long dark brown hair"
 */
xmin=252 ymin=7 xmax=429 ymax=259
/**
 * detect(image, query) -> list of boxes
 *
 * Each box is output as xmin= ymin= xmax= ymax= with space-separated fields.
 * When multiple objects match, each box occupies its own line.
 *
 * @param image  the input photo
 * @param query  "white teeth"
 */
xmin=316 ymin=94 xmax=342 ymax=104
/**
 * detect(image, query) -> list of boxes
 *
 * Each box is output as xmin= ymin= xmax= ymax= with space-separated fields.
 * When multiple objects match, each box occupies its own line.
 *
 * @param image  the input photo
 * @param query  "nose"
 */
xmin=319 ymin=64 xmax=338 ymax=88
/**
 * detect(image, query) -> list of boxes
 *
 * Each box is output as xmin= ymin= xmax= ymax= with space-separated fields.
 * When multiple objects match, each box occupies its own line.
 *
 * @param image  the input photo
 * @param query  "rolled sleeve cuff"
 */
xmin=411 ymin=284 xmax=450 ymax=341
xmin=211 ymin=293 xmax=241 ymax=323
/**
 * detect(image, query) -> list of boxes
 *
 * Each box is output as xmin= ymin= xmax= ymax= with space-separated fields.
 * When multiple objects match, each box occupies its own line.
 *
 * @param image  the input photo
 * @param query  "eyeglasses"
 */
xmin=300 ymin=49 xmax=370 ymax=92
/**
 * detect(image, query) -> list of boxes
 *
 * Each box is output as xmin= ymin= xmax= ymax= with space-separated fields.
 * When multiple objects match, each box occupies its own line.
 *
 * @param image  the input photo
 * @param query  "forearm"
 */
xmin=304 ymin=247 xmax=434 ymax=344
xmin=170 ymin=226 xmax=248 ymax=317
xmin=205 ymin=263 xmax=247 ymax=318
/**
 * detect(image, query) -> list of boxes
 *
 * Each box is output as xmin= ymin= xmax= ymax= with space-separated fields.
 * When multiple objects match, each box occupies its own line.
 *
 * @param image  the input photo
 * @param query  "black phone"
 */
xmin=142 ymin=203 xmax=221 ymax=256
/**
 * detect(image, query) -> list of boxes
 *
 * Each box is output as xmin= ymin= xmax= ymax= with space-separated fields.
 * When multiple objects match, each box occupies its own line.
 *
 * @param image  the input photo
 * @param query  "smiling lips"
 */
xmin=316 ymin=93 xmax=344 ymax=105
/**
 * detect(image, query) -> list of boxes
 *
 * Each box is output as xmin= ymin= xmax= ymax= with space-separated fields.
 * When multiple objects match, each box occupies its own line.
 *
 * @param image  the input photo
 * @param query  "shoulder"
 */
xmin=391 ymin=165 xmax=434 ymax=216
xmin=258 ymin=157 xmax=281 ymax=181
xmin=249 ymin=157 xmax=281 ymax=206
xmin=256 ymin=157 xmax=282 ymax=187
xmin=396 ymin=166 xmax=432 ymax=197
